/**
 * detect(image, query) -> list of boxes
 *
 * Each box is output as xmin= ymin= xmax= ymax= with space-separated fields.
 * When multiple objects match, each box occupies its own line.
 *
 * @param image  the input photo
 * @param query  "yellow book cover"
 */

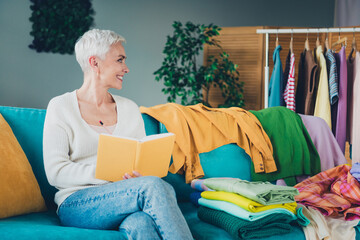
xmin=95 ymin=132 xmax=175 ymax=182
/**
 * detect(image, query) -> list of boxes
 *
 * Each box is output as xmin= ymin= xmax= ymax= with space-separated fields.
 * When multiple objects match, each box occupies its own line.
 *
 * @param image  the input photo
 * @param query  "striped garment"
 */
xmin=325 ymin=50 xmax=339 ymax=105
xmin=294 ymin=164 xmax=360 ymax=220
xmin=283 ymin=53 xmax=296 ymax=111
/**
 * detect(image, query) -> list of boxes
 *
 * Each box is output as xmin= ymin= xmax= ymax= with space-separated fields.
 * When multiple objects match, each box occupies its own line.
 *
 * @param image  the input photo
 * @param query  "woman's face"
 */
xmin=97 ymin=42 xmax=129 ymax=90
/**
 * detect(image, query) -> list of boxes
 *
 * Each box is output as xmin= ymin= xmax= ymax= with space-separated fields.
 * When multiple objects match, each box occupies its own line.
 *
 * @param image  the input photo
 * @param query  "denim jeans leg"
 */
xmin=58 ymin=176 xmax=193 ymax=239
xmin=119 ymin=211 xmax=161 ymax=240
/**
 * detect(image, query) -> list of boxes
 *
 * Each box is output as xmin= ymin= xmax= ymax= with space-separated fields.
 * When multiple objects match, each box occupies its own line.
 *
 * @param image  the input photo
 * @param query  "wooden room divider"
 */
xmin=203 ymin=26 xmax=360 ymax=110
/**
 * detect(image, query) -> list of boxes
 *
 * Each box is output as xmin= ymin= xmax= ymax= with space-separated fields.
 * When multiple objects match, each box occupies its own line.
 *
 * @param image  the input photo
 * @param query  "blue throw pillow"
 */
xmin=199 ymin=143 xmax=251 ymax=181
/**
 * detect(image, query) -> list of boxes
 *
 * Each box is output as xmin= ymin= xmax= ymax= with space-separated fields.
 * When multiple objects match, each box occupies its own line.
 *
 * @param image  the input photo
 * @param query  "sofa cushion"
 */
xmin=0 ymin=114 xmax=47 ymax=219
xmin=0 ymin=107 xmax=57 ymax=210
xmin=0 ymin=211 xmax=126 ymax=240
xmin=199 ymin=143 xmax=251 ymax=180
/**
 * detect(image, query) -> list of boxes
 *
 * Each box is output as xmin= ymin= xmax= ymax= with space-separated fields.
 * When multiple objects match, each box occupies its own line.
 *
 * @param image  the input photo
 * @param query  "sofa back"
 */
xmin=0 ymin=106 xmax=57 ymax=210
xmin=0 ymin=106 xmax=253 ymax=209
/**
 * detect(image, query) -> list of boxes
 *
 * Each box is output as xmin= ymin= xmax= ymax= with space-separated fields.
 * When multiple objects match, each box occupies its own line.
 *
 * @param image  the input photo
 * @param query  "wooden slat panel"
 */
xmin=203 ymin=26 xmax=360 ymax=114
xmin=203 ymin=26 xmax=329 ymax=110
xmin=203 ymin=26 xmax=265 ymax=110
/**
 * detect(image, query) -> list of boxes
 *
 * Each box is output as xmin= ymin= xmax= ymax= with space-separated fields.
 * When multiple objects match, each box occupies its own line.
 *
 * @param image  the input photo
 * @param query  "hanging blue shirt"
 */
xmin=269 ymin=45 xmax=284 ymax=107
xmin=325 ymin=50 xmax=339 ymax=105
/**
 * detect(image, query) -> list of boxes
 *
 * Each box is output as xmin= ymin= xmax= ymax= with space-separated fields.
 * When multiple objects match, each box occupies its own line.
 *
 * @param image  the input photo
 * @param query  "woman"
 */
xmin=43 ymin=29 xmax=193 ymax=239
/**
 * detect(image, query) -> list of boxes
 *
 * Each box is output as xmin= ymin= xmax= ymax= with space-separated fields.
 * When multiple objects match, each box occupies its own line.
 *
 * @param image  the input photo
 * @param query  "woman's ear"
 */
xmin=89 ymin=56 xmax=100 ymax=75
xmin=89 ymin=56 xmax=98 ymax=68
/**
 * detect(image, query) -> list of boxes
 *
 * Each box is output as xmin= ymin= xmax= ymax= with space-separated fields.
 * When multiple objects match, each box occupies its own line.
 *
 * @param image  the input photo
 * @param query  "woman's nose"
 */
xmin=124 ymin=64 xmax=129 ymax=73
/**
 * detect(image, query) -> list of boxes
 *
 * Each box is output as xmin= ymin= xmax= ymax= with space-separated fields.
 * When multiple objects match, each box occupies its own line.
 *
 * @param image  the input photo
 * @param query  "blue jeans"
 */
xmin=58 ymin=176 xmax=193 ymax=240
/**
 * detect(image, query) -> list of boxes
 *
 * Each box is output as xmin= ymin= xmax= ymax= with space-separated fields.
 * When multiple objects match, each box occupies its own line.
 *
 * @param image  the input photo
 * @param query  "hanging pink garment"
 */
xmin=352 ymin=52 xmax=360 ymax=163
xmin=284 ymin=53 xmax=296 ymax=111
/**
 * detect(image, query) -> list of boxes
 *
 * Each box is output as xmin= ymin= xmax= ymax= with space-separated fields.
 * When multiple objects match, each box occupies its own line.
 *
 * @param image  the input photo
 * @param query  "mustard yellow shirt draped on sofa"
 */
xmin=140 ymin=103 xmax=276 ymax=183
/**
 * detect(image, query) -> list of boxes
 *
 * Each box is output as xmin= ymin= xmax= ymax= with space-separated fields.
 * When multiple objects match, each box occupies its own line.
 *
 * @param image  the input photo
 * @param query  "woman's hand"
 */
xmin=122 ymin=171 xmax=142 ymax=180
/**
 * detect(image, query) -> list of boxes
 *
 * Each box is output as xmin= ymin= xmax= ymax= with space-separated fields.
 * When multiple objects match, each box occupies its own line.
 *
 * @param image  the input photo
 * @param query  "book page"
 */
xmin=95 ymin=135 xmax=137 ymax=181
xmin=139 ymin=132 xmax=174 ymax=142
xmin=101 ymin=133 xmax=139 ymax=141
xmin=134 ymin=134 xmax=175 ymax=177
xmin=100 ymin=132 xmax=174 ymax=142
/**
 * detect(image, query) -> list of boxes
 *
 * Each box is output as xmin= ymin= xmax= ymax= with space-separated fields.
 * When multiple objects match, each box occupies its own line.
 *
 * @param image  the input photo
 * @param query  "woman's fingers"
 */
xmin=122 ymin=171 xmax=142 ymax=180
xmin=123 ymin=173 xmax=132 ymax=179
xmin=132 ymin=171 xmax=142 ymax=177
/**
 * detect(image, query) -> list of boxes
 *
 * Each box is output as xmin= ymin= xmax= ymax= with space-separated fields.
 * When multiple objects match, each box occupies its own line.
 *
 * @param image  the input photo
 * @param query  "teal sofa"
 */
xmin=0 ymin=105 xmax=359 ymax=239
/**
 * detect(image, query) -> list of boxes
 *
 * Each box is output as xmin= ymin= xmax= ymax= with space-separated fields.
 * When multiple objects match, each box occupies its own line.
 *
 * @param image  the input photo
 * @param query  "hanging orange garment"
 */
xmin=140 ymin=103 xmax=276 ymax=183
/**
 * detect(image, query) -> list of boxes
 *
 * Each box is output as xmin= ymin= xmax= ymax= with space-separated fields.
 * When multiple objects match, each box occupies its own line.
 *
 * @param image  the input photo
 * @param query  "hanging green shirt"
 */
xmin=249 ymin=107 xmax=321 ymax=186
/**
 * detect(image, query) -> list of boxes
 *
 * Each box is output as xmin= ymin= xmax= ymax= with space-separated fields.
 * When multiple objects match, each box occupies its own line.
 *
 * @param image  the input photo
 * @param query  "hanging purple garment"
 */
xmin=347 ymin=52 xmax=356 ymax=143
xmin=300 ymin=114 xmax=346 ymax=170
xmin=335 ymin=47 xmax=348 ymax=153
xmin=276 ymin=114 xmax=347 ymax=186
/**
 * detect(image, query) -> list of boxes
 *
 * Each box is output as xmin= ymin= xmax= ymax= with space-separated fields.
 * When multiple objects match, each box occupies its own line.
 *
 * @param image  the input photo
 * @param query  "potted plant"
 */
xmin=154 ymin=21 xmax=244 ymax=108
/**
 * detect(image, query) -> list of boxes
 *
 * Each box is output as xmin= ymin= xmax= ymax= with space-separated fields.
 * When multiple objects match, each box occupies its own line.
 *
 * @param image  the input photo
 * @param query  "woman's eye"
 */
xmin=117 ymin=56 xmax=126 ymax=63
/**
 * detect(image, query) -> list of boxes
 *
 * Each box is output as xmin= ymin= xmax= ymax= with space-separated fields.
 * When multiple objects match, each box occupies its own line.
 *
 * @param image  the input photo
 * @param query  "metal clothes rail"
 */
xmin=256 ymin=27 xmax=360 ymax=108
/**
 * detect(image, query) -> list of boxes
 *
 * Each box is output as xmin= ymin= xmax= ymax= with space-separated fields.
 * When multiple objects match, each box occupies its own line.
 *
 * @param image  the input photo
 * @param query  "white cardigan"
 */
xmin=43 ymin=90 xmax=146 ymax=208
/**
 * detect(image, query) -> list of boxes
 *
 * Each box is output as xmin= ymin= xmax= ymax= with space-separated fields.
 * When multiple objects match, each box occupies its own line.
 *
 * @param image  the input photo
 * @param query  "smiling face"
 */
xmin=96 ymin=42 xmax=129 ymax=90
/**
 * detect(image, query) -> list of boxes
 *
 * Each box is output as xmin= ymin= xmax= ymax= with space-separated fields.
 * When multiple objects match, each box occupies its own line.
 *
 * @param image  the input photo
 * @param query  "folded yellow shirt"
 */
xmin=201 ymin=191 xmax=297 ymax=214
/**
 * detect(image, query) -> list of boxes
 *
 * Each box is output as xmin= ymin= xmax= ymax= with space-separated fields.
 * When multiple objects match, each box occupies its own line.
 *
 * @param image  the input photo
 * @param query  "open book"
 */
xmin=95 ymin=132 xmax=175 ymax=182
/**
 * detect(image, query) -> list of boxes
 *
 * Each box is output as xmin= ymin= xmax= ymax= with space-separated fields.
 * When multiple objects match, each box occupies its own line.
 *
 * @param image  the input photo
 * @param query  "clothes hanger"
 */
xmin=331 ymin=37 xmax=347 ymax=49
xmin=349 ymin=28 xmax=357 ymax=58
xmin=352 ymin=28 xmax=357 ymax=51
xmin=276 ymin=30 xmax=279 ymax=47
xmin=331 ymin=30 xmax=347 ymax=51
xmin=304 ymin=29 xmax=310 ymax=51
xmin=325 ymin=31 xmax=330 ymax=50
xmin=316 ymin=31 xmax=321 ymax=47
xmin=290 ymin=30 xmax=294 ymax=54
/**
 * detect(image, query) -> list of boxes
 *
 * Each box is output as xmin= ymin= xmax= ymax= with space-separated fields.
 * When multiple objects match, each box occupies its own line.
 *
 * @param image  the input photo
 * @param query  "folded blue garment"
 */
xmin=190 ymin=191 xmax=202 ymax=207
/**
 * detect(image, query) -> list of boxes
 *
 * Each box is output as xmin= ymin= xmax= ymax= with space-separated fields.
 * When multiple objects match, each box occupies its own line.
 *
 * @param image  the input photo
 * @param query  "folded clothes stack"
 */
xmin=192 ymin=177 xmax=308 ymax=239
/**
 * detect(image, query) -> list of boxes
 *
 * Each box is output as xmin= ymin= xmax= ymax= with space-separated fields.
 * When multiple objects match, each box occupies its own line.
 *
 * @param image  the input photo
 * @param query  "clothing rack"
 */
xmin=256 ymin=27 xmax=360 ymax=108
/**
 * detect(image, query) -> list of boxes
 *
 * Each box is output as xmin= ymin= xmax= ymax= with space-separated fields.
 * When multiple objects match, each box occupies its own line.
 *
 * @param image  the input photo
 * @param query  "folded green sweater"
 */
xmin=203 ymin=178 xmax=298 ymax=205
xmin=249 ymin=107 xmax=320 ymax=186
xmin=198 ymin=206 xmax=293 ymax=239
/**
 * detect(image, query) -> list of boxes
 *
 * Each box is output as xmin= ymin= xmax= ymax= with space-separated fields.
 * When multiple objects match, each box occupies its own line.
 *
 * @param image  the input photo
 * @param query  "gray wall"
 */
xmin=0 ymin=0 xmax=335 ymax=109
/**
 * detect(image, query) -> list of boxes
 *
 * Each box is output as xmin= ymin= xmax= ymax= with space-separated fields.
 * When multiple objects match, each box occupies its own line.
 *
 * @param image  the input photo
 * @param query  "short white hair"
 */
xmin=74 ymin=29 xmax=126 ymax=72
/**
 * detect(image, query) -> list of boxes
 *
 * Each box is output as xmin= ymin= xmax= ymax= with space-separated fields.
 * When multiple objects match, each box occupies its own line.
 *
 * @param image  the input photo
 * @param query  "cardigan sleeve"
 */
xmin=43 ymin=97 xmax=108 ymax=189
